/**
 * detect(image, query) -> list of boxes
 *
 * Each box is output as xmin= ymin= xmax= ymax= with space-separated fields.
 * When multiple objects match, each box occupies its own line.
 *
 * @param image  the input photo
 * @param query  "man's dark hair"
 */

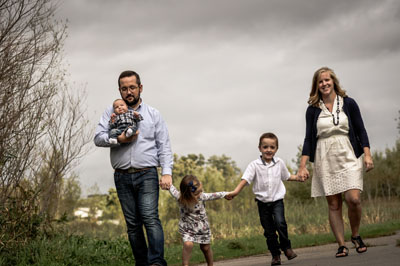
xmin=118 ymin=70 xmax=141 ymax=88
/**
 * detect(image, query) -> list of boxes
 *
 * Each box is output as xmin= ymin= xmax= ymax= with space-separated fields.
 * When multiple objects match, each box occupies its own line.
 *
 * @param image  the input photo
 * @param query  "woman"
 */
xmin=298 ymin=67 xmax=374 ymax=258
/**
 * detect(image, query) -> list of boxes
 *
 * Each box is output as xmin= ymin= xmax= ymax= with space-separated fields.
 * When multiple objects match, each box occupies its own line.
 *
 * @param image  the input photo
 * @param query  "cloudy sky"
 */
xmin=56 ymin=0 xmax=400 ymax=195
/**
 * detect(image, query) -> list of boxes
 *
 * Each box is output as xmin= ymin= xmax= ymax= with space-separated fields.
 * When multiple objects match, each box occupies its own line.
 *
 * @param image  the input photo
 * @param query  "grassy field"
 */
xmin=2 ymin=198 xmax=400 ymax=265
xmin=2 ymin=220 xmax=399 ymax=266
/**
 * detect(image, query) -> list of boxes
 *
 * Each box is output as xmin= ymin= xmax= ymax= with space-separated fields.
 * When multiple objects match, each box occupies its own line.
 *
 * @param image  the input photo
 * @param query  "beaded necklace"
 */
xmin=323 ymin=94 xmax=340 ymax=126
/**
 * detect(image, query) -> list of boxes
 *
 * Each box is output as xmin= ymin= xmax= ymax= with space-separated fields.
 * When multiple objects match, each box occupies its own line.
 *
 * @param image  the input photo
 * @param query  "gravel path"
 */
xmin=197 ymin=231 xmax=400 ymax=266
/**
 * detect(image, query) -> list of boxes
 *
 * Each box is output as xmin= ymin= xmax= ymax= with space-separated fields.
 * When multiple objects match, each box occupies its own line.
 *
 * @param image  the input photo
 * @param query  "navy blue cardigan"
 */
xmin=301 ymin=97 xmax=370 ymax=162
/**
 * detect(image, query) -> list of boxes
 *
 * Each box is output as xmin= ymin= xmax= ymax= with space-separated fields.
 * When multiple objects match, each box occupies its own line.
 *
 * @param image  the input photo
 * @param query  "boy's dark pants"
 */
xmin=257 ymin=199 xmax=291 ymax=257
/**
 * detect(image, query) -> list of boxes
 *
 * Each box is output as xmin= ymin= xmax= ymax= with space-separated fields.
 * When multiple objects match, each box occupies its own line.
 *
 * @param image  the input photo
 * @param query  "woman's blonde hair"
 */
xmin=178 ymin=175 xmax=200 ymax=209
xmin=308 ymin=67 xmax=347 ymax=107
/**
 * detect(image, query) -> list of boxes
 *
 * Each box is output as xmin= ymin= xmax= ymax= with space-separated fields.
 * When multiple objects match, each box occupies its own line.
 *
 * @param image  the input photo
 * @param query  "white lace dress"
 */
xmin=311 ymin=96 xmax=363 ymax=197
xmin=169 ymin=184 xmax=227 ymax=244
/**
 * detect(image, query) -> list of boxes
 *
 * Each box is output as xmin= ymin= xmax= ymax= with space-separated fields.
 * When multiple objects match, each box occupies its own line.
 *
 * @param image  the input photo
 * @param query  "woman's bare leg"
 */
xmin=344 ymin=189 xmax=366 ymax=252
xmin=326 ymin=194 xmax=345 ymax=247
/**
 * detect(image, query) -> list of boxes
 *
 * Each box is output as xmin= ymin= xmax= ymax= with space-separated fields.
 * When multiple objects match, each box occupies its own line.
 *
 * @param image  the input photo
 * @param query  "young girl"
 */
xmin=168 ymin=175 xmax=228 ymax=266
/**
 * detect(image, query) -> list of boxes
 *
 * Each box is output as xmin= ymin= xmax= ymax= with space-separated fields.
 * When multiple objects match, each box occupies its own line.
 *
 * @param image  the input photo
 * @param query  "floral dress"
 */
xmin=169 ymin=184 xmax=227 ymax=244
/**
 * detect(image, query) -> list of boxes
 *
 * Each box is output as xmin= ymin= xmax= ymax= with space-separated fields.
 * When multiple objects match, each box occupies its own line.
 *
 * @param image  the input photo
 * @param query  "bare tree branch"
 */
xmin=0 ymin=0 xmax=92 ymax=249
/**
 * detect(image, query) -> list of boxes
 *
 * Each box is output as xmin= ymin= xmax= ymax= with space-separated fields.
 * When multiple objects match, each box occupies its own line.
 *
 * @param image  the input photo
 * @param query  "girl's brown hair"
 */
xmin=178 ymin=175 xmax=200 ymax=209
xmin=308 ymin=67 xmax=347 ymax=107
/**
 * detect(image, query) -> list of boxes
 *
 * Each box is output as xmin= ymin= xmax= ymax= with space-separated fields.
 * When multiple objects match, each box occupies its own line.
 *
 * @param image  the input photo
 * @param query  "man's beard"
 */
xmin=124 ymin=93 xmax=140 ymax=107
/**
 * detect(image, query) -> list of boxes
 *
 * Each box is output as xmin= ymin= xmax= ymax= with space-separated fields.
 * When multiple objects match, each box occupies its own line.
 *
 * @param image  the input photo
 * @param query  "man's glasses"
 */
xmin=120 ymin=86 xmax=139 ymax=93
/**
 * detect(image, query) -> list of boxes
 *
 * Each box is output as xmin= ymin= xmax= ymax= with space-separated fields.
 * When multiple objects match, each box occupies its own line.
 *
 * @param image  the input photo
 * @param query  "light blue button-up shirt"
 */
xmin=94 ymin=101 xmax=173 ymax=175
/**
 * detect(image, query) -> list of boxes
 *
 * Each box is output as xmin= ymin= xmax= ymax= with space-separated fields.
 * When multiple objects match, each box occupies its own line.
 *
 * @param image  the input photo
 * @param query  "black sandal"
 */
xmin=351 ymin=236 xmax=367 ymax=253
xmin=335 ymin=246 xmax=349 ymax=258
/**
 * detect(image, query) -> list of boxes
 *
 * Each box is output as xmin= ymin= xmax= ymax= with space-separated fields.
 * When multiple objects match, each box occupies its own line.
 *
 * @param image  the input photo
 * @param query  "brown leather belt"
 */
xmin=115 ymin=167 xmax=154 ymax=174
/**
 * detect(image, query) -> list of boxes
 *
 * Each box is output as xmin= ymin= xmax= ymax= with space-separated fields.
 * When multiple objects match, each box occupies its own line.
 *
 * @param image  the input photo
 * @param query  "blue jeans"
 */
xmin=257 ymin=199 xmax=291 ymax=257
xmin=114 ymin=168 xmax=166 ymax=266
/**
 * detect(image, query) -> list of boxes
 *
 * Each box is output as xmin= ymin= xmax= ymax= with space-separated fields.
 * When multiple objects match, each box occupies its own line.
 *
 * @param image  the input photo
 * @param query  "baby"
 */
xmin=108 ymin=99 xmax=143 ymax=144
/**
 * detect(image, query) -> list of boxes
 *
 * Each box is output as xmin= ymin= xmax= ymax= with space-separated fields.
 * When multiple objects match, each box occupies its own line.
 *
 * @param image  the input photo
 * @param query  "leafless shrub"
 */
xmin=0 ymin=0 xmax=91 ymax=250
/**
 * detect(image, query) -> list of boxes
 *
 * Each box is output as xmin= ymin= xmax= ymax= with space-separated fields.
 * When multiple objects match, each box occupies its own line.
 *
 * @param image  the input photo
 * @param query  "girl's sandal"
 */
xmin=335 ymin=246 xmax=349 ymax=258
xmin=351 ymin=236 xmax=367 ymax=253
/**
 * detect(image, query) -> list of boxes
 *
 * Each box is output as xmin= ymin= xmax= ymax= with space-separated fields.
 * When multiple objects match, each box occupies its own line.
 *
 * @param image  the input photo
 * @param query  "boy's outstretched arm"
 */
xmin=225 ymin=179 xmax=248 ymax=200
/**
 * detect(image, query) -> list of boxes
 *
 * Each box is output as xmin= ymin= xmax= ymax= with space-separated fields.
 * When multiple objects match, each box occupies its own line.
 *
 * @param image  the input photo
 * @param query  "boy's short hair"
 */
xmin=259 ymin=132 xmax=279 ymax=148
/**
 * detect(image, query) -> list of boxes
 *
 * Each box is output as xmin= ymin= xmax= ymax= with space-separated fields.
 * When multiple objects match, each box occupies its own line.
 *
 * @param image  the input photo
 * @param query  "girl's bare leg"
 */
xmin=200 ymin=244 xmax=213 ymax=266
xmin=182 ymin=241 xmax=193 ymax=266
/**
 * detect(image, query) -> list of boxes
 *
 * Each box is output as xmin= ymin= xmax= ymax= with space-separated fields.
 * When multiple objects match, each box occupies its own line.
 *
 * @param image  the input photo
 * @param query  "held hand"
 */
xmin=364 ymin=155 xmax=374 ymax=172
xmin=117 ymin=130 xmax=139 ymax=144
xmin=225 ymin=191 xmax=238 ymax=200
xmin=224 ymin=194 xmax=233 ymax=200
xmin=159 ymin=174 xmax=172 ymax=190
xmin=300 ymin=174 xmax=309 ymax=182
xmin=297 ymin=167 xmax=310 ymax=182
xmin=294 ymin=174 xmax=305 ymax=182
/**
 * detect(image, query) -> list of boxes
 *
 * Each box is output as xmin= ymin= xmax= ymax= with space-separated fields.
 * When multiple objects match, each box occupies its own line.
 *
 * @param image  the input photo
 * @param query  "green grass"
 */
xmin=0 ymin=235 xmax=134 ymax=266
xmin=2 ymin=199 xmax=400 ymax=266
xmin=5 ymin=220 xmax=397 ymax=266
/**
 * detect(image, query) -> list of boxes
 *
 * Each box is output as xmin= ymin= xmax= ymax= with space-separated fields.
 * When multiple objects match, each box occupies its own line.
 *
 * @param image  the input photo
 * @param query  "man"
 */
xmin=94 ymin=70 xmax=173 ymax=266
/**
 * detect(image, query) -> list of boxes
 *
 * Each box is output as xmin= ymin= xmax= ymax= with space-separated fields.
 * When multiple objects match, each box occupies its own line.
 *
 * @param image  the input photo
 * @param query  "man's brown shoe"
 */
xmin=284 ymin=248 xmax=297 ymax=260
xmin=271 ymin=255 xmax=281 ymax=265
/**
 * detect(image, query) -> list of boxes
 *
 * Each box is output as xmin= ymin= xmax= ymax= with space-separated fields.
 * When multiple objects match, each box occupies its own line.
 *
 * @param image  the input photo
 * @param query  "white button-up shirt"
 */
xmin=242 ymin=156 xmax=290 ymax=203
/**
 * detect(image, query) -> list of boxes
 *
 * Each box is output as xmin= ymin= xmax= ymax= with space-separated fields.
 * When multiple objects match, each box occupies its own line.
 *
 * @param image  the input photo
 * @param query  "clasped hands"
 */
xmin=297 ymin=167 xmax=310 ymax=182
xmin=225 ymin=190 xmax=239 ymax=201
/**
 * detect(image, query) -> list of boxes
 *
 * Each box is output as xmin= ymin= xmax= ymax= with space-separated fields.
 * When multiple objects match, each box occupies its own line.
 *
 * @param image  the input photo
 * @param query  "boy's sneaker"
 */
xmin=284 ymin=248 xmax=297 ymax=260
xmin=109 ymin=138 xmax=118 ymax=144
xmin=125 ymin=128 xmax=134 ymax=137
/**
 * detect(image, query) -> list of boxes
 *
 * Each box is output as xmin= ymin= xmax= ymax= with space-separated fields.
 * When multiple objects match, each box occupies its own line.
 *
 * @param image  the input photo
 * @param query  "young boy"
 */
xmin=108 ymin=99 xmax=143 ymax=144
xmin=228 ymin=132 xmax=303 ymax=266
